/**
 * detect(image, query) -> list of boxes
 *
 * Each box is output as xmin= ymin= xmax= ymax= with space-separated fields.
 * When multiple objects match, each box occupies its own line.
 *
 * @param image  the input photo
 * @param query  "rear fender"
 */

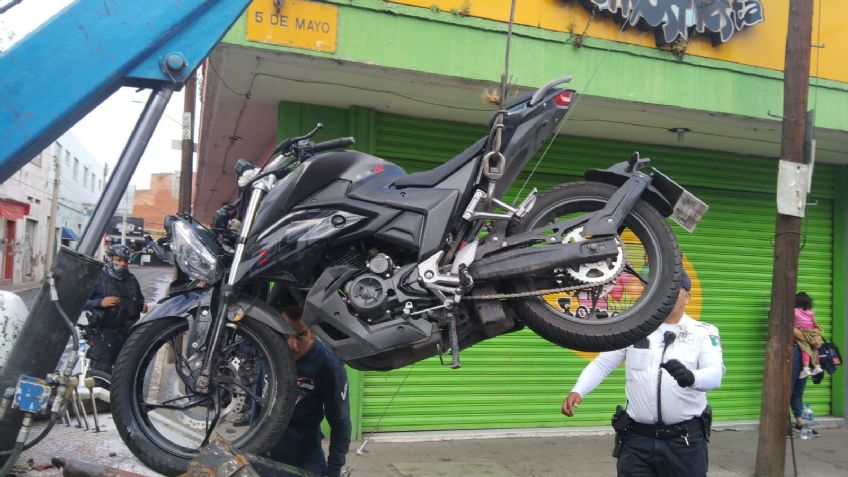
xmin=586 ymin=161 xmax=708 ymax=232
xmin=585 ymin=163 xmax=674 ymax=217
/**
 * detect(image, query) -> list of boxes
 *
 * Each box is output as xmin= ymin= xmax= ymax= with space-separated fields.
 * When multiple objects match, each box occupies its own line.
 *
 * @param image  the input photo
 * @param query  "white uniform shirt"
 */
xmin=571 ymin=314 xmax=725 ymax=425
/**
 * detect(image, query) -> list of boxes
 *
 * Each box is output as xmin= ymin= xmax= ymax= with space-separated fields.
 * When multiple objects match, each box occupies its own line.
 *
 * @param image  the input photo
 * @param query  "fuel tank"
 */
xmin=251 ymin=151 xmax=404 ymax=234
xmin=234 ymin=151 xmax=405 ymax=284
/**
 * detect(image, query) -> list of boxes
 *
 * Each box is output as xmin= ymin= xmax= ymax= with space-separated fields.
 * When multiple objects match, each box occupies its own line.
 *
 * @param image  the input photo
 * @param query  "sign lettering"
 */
xmin=574 ymin=0 xmax=764 ymax=45
xmin=246 ymin=0 xmax=338 ymax=53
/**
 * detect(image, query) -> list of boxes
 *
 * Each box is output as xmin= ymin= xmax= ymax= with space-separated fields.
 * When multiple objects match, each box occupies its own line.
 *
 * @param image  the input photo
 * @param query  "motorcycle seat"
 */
xmin=393 ymin=137 xmax=487 ymax=188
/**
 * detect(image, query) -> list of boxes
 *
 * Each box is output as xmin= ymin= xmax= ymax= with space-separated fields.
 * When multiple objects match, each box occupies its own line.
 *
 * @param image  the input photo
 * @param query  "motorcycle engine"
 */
xmin=343 ymin=252 xmax=432 ymax=322
xmin=346 ymin=274 xmax=387 ymax=318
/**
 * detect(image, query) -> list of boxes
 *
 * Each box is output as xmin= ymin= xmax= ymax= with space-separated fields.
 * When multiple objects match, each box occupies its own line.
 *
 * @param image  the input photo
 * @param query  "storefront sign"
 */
xmin=246 ymin=0 xmax=338 ymax=53
xmin=576 ymin=0 xmax=764 ymax=45
xmin=109 ymin=216 xmax=145 ymax=239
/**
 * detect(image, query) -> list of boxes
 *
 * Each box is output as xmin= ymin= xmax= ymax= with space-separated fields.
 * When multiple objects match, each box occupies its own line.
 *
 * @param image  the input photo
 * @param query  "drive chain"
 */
xmin=467 ymin=283 xmax=588 ymax=300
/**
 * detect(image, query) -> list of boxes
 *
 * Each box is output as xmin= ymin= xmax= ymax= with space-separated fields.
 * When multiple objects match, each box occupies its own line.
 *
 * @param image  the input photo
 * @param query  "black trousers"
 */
xmin=87 ymin=328 xmax=128 ymax=374
xmin=617 ymin=428 xmax=708 ymax=477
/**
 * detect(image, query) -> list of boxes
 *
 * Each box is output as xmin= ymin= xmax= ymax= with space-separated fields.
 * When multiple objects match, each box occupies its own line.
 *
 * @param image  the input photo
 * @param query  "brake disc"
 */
xmin=172 ymin=356 xmax=247 ymax=430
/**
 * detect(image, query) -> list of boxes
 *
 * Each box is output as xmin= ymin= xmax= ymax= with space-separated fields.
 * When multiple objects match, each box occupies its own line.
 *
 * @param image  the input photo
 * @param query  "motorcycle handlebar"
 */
xmin=311 ymin=137 xmax=356 ymax=154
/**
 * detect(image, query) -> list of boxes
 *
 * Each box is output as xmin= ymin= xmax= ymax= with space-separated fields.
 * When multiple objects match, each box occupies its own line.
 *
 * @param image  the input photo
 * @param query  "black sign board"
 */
xmin=108 ymin=216 xmax=145 ymax=238
xmin=573 ymin=0 xmax=764 ymax=46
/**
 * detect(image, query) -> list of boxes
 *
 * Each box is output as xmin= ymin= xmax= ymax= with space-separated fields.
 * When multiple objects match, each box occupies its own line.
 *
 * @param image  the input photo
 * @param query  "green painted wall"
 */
xmin=832 ymin=166 xmax=847 ymax=417
xmin=227 ymin=0 xmax=848 ymax=132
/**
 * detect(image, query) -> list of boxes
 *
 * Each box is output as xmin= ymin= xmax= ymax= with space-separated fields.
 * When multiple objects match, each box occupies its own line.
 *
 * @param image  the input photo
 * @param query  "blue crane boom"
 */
xmin=0 ymin=0 xmax=251 ymax=183
xmin=0 ymin=1 xmax=252 ymax=464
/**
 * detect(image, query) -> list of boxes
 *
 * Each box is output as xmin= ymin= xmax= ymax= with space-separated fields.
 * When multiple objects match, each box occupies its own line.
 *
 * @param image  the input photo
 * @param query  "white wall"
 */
xmin=0 ymin=146 xmax=52 ymax=283
xmin=54 ymin=132 xmax=105 ymax=240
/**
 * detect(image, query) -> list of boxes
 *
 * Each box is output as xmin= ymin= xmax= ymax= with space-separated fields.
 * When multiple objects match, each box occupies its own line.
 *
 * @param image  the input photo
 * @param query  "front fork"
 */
xmin=195 ymin=176 xmax=276 ymax=394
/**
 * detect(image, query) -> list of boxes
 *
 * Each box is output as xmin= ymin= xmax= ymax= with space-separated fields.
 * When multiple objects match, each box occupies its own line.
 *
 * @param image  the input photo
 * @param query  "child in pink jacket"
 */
xmin=795 ymin=292 xmax=824 ymax=378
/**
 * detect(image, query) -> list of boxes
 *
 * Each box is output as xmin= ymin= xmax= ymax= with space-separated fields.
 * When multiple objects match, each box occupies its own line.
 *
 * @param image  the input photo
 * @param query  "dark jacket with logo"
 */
xmin=270 ymin=340 xmax=351 ymax=477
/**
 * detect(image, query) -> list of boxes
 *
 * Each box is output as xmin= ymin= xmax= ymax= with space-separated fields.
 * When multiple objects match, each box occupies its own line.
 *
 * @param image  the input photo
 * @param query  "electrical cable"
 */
xmin=0 ymin=0 xmax=24 ymax=15
xmin=513 ymin=1 xmax=646 ymax=202
xmin=812 ymin=0 xmax=822 ymax=111
xmin=0 ymin=441 xmax=23 ymax=477
xmin=346 ymin=362 xmax=417 ymax=473
xmin=253 ymin=73 xmax=494 ymax=112
xmin=0 ymin=415 xmax=56 ymax=455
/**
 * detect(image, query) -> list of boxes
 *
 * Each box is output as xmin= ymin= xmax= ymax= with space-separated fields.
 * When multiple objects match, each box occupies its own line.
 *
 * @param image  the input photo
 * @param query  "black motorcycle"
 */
xmin=110 ymin=76 xmax=706 ymax=475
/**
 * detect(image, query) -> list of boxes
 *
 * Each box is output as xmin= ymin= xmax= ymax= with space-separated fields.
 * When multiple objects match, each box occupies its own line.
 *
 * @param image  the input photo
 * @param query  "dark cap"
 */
xmin=680 ymin=269 xmax=692 ymax=291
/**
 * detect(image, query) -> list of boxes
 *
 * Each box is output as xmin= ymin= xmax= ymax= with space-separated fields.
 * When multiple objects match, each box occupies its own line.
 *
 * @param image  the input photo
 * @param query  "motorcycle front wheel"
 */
xmin=508 ymin=181 xmax=682 ymax=351
xmin=111 ymin=317 xmax=296 ymax=476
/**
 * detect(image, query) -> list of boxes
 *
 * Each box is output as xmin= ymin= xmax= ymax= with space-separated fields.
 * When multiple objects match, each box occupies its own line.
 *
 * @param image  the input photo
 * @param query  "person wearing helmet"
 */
xmin=84 ymin=244 xmax=148 ymax=373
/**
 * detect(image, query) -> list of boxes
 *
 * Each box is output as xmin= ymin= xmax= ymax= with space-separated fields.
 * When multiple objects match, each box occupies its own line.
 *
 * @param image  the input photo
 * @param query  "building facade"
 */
xmin=0 ymin=131 xmax=106 ymax=284
xmin=131 ymin=171 xmax=185 ymax=236
xmin=0 ymin=146 xmax=51 ymax=285
xmin=195 ymin=0 xmax=848 ymax=437
xmin=54 ymin=132 xmax=106 ymax=247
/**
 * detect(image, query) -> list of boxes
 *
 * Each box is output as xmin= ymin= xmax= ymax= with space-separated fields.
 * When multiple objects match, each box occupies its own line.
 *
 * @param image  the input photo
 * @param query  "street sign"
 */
xmin=246 ymin=0 xmax=338 ymax=53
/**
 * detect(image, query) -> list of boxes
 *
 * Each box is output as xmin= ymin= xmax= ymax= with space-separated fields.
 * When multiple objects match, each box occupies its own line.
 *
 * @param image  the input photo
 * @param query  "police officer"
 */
xmin=84 ymin=244 xmax=147 ymax=373
xmin=562 ymin=270 xmax=724 ymax=477
xmin=269 ymin=306 xmax=351 ymax=477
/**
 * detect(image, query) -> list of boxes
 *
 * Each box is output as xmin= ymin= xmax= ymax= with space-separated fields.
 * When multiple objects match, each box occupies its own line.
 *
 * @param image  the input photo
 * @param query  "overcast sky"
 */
xmin=1 ymin=0 xmax=193 ymax=189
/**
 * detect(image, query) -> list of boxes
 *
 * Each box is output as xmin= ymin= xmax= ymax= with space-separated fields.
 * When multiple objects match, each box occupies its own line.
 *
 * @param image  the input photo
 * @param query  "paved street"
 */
xmin=10 ymin=265 xmax=172 ymax=311
xmin=4 ymin=267 xmax=848 ymax=476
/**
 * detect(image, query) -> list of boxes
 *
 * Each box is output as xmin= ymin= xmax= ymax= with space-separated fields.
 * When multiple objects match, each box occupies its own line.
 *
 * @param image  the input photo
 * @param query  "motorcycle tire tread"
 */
xmin=110 ymin=317 xmax=297 ymax=476
xmin=507 ymin=181 xmax=682 ymax=352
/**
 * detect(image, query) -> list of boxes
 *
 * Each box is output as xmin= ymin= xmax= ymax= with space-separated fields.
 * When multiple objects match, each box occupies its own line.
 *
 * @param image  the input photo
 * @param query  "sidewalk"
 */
xmin=0 ymin=279 xmax=41 ymax=293
xmin=15 ymin=415 xmax=848 ymax=476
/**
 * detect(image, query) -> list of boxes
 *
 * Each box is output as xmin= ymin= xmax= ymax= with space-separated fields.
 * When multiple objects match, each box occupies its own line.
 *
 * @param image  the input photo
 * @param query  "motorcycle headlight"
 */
xmin=171 ymin=220 xmax=222 ymax=282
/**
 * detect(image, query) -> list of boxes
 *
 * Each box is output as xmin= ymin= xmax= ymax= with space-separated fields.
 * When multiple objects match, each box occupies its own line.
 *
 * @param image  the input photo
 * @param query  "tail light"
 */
xmin=554 ymin=90 xmax=575 ymax=108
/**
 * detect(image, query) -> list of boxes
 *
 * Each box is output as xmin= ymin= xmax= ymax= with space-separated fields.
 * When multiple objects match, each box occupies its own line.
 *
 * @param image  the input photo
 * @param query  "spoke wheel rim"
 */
xmin=129 ymin=321 xmax=276 ymax=458
xmin=525 ymin=196 xmax=664 ymax=326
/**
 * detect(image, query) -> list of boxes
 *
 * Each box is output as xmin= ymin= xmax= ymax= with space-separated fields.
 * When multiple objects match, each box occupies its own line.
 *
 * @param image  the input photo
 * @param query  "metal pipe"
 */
xmin=73 ymin=388 xmax=89 ymax=430
xmin=77 ymin=86 xmax=175 ymax=257
xmin=85 ymin=378 xmax=101 ymax=432
xmin=52 ymin=458 xmax=150 ymax=477
xmin=70 ymin=391 xmax=84 ymax=428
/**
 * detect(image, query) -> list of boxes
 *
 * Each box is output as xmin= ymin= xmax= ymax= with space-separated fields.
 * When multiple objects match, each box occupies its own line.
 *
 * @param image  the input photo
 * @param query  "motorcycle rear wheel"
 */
xmin=507 ymin=181 xmax=682 ymax=351
xmin=111 ymin=317 xmax=296 ymax=476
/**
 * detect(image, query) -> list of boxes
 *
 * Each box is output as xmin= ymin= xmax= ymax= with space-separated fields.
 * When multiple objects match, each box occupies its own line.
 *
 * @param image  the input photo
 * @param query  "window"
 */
xmin=65 ymin=150 xmax=71 ymax=166
xmin=31 ymin=152 xmax=42 ymax=167
xmin=73 ymin=158 xmax=79 ymax=180
xmin=90 ymin=172 xmax=96 ymax=191
xmin=98 ymin=179 xmax=102 ymax=191
xmin=83 ymin=166 xmax=89 ymax=187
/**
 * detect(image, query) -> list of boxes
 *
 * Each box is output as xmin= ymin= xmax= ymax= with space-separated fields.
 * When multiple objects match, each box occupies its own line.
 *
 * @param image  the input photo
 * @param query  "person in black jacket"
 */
xmin=269 ymin=306 xmax=351 ymax=477
xmin=83 ymin=244 xmax=147 ymax=373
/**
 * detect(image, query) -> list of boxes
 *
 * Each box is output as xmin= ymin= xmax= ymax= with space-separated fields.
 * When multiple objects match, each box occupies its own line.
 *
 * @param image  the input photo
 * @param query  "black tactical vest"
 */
xmin=99 ymin=271 xmax=143 ymax=329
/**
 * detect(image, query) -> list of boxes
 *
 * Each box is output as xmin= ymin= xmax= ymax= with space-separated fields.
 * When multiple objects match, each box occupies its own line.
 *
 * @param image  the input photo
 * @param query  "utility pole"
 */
xmin=755 ymin=1 xmax=814 ymax=475
xmin=121 ymin=196 xmax=127 ymax=246
xmin=45 ymin=149 xmax=61 ymax=271
xmin=179 ymin=73 xmax=196 ymax=214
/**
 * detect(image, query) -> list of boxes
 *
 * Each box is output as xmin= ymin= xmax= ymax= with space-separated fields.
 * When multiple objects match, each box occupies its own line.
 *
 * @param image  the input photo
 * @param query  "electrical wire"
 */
xmin=514 ymin=1 xmax=646 ymax=202
xmin=812 ymin=0 xmax=823 ymax=111
xmin=254 ymin=73 xmax=494 ymax=112
xmin=346 ymin=362 xmax=417 ymax=472
xmin=0 ymin=0 xmax=24 ymax=15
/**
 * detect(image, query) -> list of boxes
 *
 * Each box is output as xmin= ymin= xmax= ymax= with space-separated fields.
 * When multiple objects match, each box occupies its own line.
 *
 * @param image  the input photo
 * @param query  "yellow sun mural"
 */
xmin=540 ymin=230 xmax=701 ymax=361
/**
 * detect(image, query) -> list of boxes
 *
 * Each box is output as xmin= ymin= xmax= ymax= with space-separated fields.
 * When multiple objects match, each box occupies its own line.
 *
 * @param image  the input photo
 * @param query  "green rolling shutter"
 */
xmin=361 ymin=112 xmax=837 ymax=432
